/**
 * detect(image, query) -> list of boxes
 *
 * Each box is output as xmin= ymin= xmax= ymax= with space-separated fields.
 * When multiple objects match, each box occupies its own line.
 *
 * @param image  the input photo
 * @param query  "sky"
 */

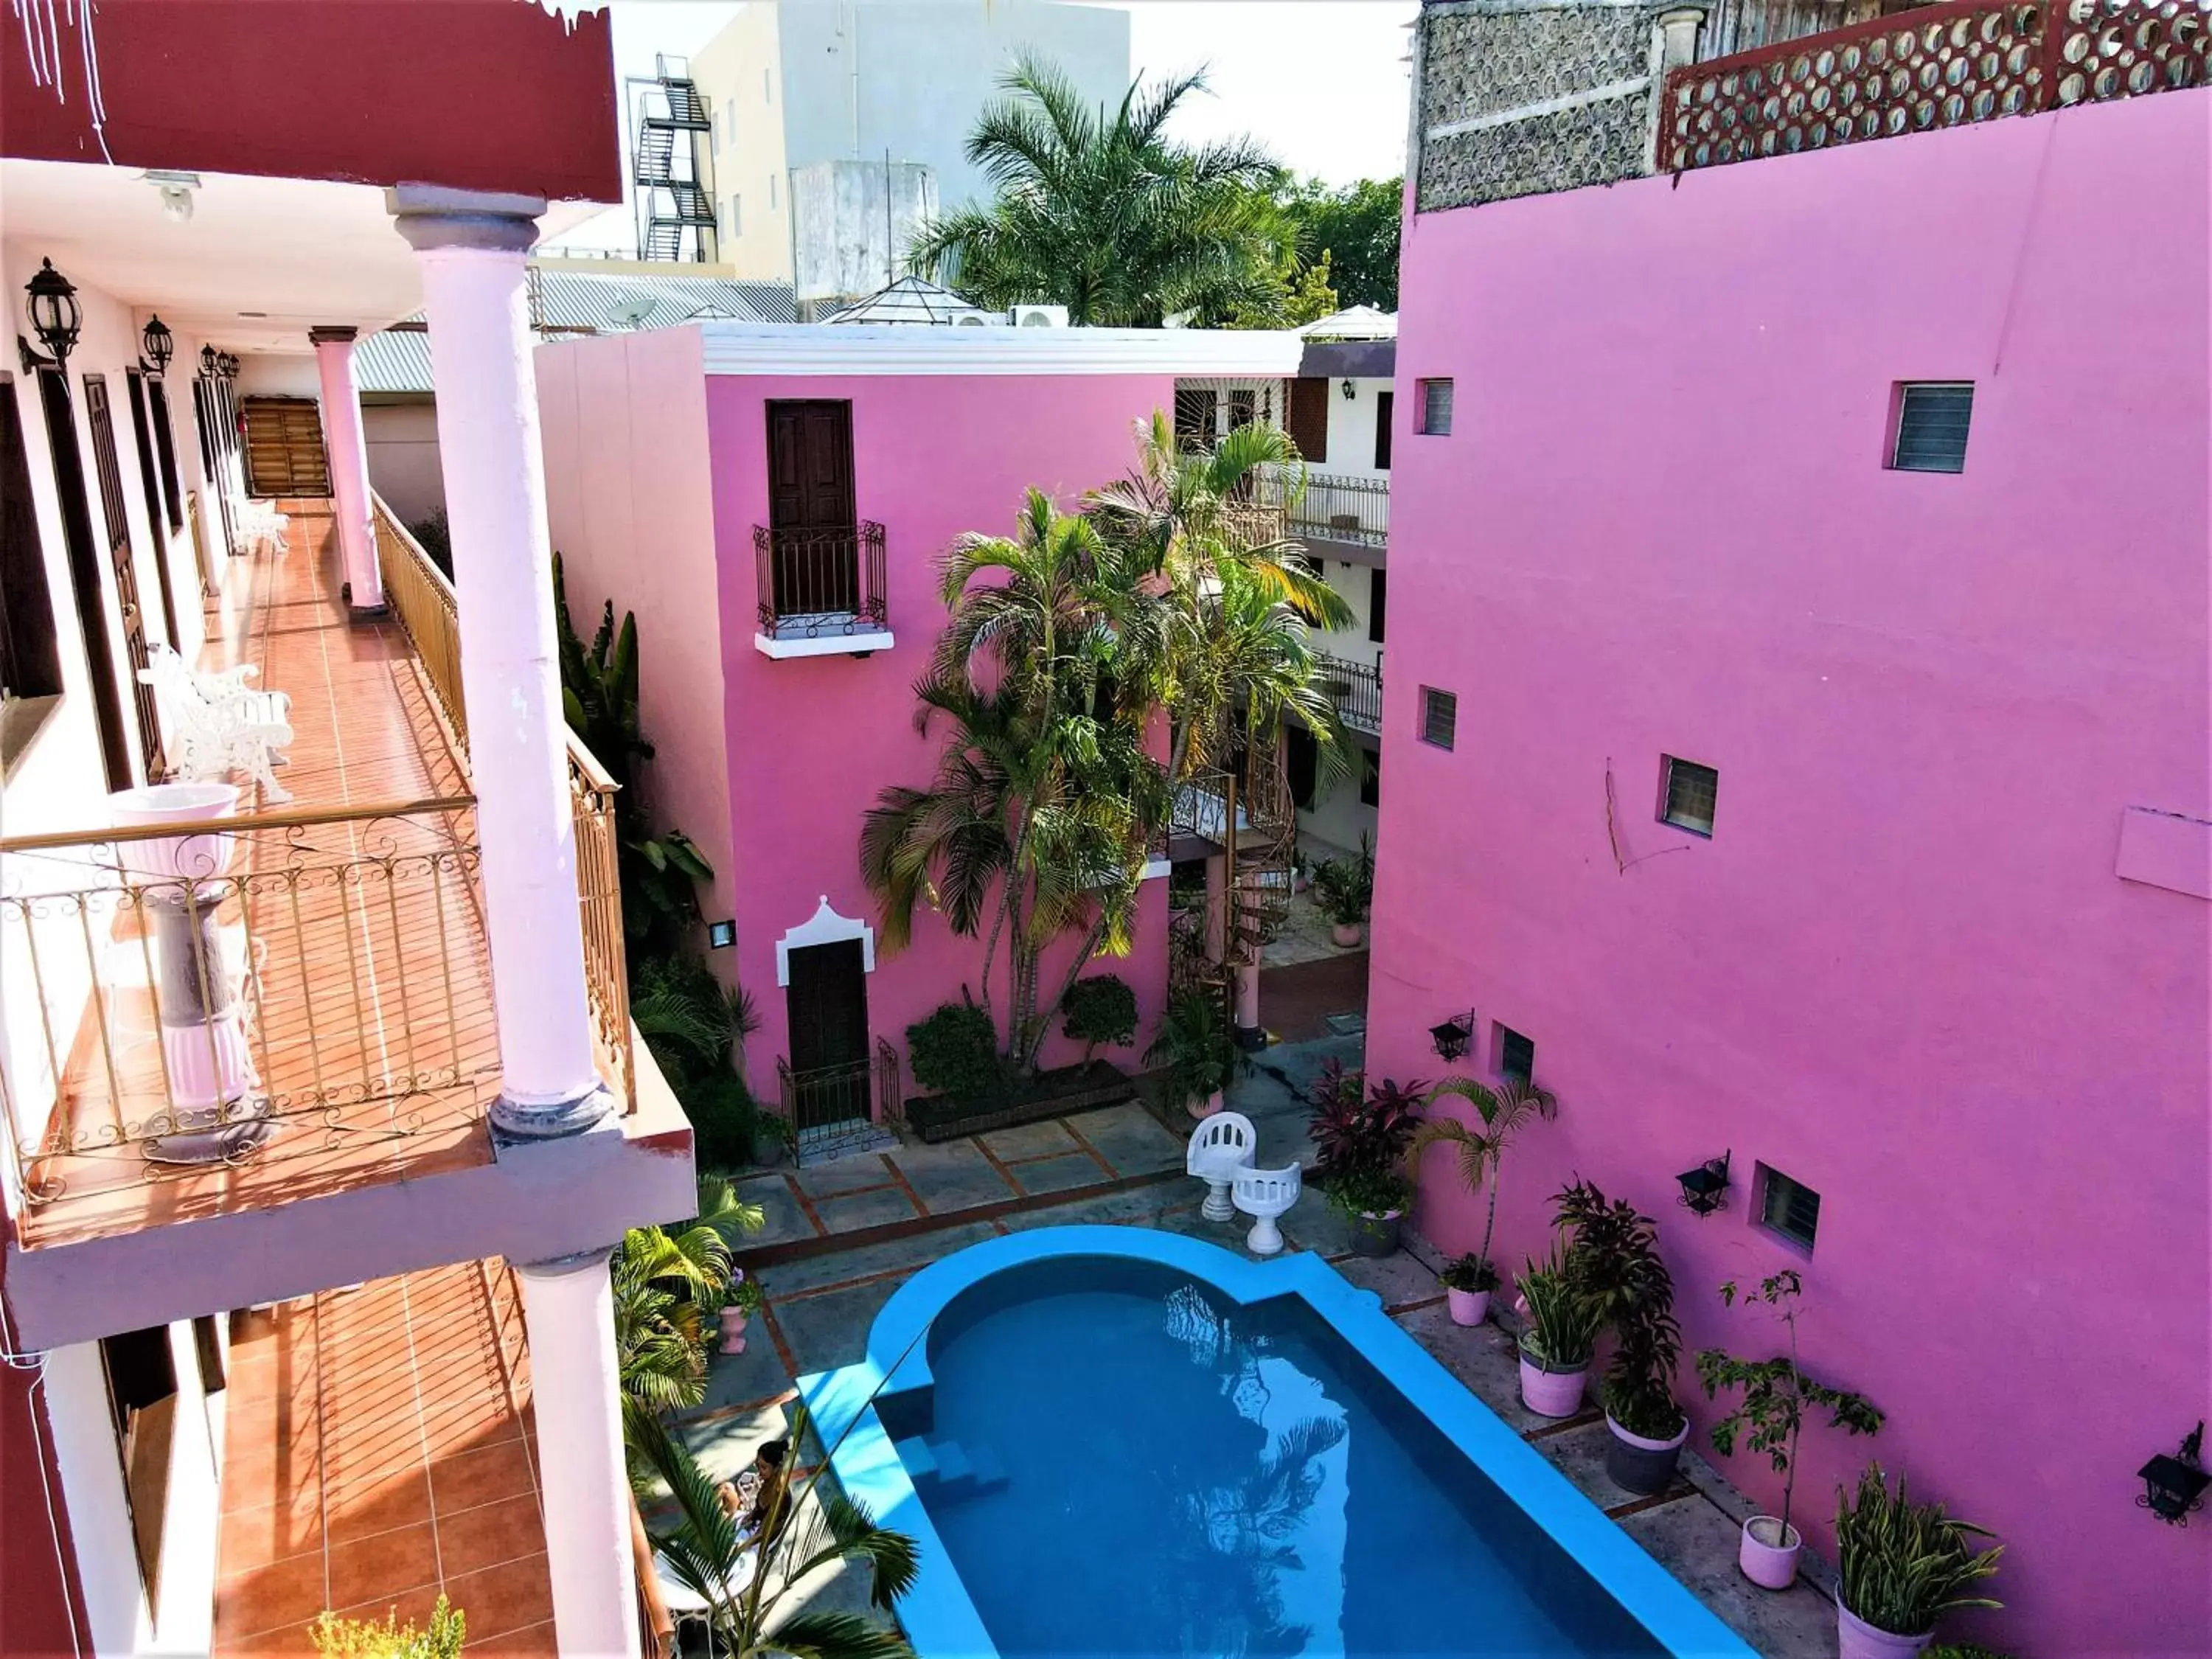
xmin=559 ymin=1 xmax=1416 ymax=251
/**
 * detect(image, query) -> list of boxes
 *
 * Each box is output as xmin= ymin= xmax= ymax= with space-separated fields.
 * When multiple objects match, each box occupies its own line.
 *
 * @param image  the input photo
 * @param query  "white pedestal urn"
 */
xmin=1738 ymin=1515 xmax=1803 ymax=1590
xmin=1834 ymin=1604 xmax=1935 ymax=1659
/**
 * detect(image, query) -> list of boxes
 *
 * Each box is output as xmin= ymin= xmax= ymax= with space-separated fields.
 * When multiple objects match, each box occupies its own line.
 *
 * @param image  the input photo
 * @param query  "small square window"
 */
xmin=1661 ymin=756 xmax=1717 ymax=837
xmin=1416 ymin=378 xmax=1454 ymax=436
xmin=1891 ymin=382 xmax=1973 ymax=473
xmin=1758 ymin=1166 xmax=1820 ymax=1252
xmin=1420 ymin=687 xmax=1456 ymax=751
xmin=1496 ymin=1025 xmax=1534 ymax=1084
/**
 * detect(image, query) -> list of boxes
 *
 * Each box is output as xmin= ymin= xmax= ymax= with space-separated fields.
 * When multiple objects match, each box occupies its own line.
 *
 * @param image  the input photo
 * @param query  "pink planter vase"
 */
xmin=1445 ymin=1287 xmax=1491 ymax=1326
xmin=1517 ymin=1354 xmax=1587 ymax=1418
xmin=1330 ymin=922 xmax=1364 ymax=948
xmin=719 ymin=1311 xmax=749 ymax=1355
xmin=1738 ymin=1516 xmax=1802 ymax=1590
xmin=1186 ymin=1090 xmax=1225 ymax=1120
xmin=1835 ymin=1604 xmax=1934 ymax=1659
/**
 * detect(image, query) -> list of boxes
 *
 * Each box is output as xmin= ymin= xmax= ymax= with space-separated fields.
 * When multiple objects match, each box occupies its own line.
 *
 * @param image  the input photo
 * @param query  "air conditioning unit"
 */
xmin=953 ymin=312 xmax=993 ymax=327
xmin=1009 ymin=303 xmax=1069 ymax=329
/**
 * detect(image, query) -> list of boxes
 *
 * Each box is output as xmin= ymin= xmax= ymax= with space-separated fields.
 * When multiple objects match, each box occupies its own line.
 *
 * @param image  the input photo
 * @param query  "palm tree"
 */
xmin=613 ymin=1177 xmax=763 ymax=1417
xmin=1408 ymin=1077 xmax=1561 ymax=1287
xmin=629 ymin=1405 xmax=919 ymax=1659
xmin=911 ymin=55 xmax=1293 ymax=327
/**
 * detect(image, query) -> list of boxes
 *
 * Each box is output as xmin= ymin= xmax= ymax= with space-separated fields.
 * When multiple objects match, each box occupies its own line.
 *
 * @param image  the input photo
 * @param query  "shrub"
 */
xmin=907 ymin=1000 xmax=1002 ymax=1104
xmin=1515 ymin=1247 xmax=1602 ymax=1372
xmin=686 ymin=1068 xmax=759 ymax=1172
xmin=1061 ymin=974 xmax=1138 ymax=1060
xmin=1836 ymin=1465 xmax=2003 ymax=1637
xmin=1309 ymin=1075 xmax=1424 ymax=1181
xmin=1321 ymin=1163 xmax=1411 ymax=1221
xmin=1142 ymin=988 xmax=1238 ymax=1113
xmin=1554 ymin=1179 xmax=1684 ymax=1439
xmin=311 ymin=1597 xmax=464 ymax=1659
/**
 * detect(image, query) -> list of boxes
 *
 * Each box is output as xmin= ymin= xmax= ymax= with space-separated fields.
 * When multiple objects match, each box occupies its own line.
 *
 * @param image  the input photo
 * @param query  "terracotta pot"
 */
xmin=1517 ymin=1352 xmax=1587 ymax=1418
xmin=1604 ymin=1413 xmax=1688 ymax=1495
xmin=1835 ymin=1604 xmax=1935 ymax=1659
xmin=1348 ymin=1208 xmax=1401 ymax=1257
xmin=1330 ymin=922 xmax=1363 ymax=948
xmin=1445 ymin=1287 xmax=1491 ymax=1326
xmin=1186 ymin=1089 xmax=1225 ymax=1120
xmin=1739 ymin=1516 xmax=1802 ymax=1590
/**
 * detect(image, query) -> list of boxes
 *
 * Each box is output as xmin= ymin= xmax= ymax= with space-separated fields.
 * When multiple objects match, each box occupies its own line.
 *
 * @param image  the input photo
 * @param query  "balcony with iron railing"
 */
xmin=1276 ymin=470 xmax=1389 ymax=558
xmin=1313 ymin=653 xmax=1384 ymax=737
xmin=0 ymin=499 xmax=688 ymax=1346
xmin=751 ymin=521 xmax=894 ymax=658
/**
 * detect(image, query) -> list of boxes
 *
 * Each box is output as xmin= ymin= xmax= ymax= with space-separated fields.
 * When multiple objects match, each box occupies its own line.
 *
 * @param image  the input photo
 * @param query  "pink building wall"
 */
xmin=705 ymin=373 xmax=1176 ymax=1105
xmin=1377 ymin=93 xmax=2209 ymax=1652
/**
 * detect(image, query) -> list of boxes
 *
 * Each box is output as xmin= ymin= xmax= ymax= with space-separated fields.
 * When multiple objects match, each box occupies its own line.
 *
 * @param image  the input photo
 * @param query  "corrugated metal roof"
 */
xmin=355 ymin=268 xmax=799 ymax=393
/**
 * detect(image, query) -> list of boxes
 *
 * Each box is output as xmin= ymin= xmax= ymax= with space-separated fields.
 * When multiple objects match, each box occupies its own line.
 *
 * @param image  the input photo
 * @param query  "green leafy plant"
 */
xmin=1439 ymin=1251 xmax=1499 ymax=1295
xmin=905 ymin=999 xmax=1004 ymax=1105
xmin=1143 ymin=987 xmax=1239 ymax=1113
xmin=408 ymin=510 xmax=453 ymax=580
xmin=1061 ymin=973 xmax=1138 ymax=1062
xmin=1514 ymin=1247 xmax=1602 ymax=1374
xmin=1697 ymin=1270 xmax=1885 ymax=1538
xmin=1925 ymin=1646 xmax=2014 ymax=1658
xmin=1407 ymin=1076 xmax=1559 ymax=1298
xmin=1554 ymin=1180 xmax=1684 ymax=1439
xmin=310 ymin=1597 xmax=464 ymax=1659
xmin=1308 ymin=856 xmax=1366 ymax=927
xmin=1835 ymin=1465 xmax=2003 ymax=1638
xmin=613 ymin=1177 xmax=764 ymax=1419
xmin=1321 ymin=1162 xmax=1411 ymax=1221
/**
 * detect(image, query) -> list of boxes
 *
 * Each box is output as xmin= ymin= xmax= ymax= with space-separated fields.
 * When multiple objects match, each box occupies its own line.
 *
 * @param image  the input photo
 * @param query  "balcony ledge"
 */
xmin=755 ymin=625 xmax=897 ymax=659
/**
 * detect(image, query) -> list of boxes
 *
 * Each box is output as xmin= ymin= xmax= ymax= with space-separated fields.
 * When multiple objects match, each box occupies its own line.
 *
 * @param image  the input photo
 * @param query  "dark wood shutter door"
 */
xmin=1374 ymin=391 xmax=1394 ymax=470
xmin=0 ymin=377 xmax=63 ymax=700
xmin=37 ymin=370 xmax=131 ymax=788
xmin=1287 ymin=376 xmax=1330 ymax=464
xmin=83 ymin=375 xmax=164 ymax=780
xmin=765 ymin=402 xmax=858 ymax=616
xmin=1286 ymin=725 xmax=1319 ymax=810
xmin=125 ymin=370 xmax=181 ymax=647
xmin=240 ymin=396 xmax=332 ymax=498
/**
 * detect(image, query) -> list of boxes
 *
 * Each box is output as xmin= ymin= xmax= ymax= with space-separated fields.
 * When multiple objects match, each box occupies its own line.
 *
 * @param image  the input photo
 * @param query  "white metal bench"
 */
xmin=139 ymin=644 xmax=295 ymax=803
xmin=236 ymin=499 xmax=290 ymax=557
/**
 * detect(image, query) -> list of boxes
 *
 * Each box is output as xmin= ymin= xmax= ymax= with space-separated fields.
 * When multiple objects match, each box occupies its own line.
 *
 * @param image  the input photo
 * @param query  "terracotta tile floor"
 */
xmin=214 ymin=1259 xmax=557 ymax=1656
xmin=15 ymin=508 xmax=501 ymax=1248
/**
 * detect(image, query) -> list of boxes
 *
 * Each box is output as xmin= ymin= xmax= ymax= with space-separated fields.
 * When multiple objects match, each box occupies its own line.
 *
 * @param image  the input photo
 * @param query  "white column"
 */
xmin=309 ymin=325 xmax=386 ymax=617
xmin=389 ymin=185 xmax=608 ymax=1138
xmin=514 ymin=1249 xmax=640 ymax=1659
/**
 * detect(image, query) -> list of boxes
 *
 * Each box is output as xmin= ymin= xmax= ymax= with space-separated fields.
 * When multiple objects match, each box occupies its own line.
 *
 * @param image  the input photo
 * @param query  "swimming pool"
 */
xmin=801 ymin=1227 xmax=1756 ymax=1659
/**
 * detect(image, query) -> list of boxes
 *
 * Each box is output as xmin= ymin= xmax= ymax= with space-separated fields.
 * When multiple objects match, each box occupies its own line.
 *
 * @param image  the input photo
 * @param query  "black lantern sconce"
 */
xmin=139 ymin=314 xmax=175 ymax=376
xmin=1340 ymin=377 xmax=1357 ymax=400
xmin=1677 ymin=1152 xmax=1732 ymax=1216
xmin=2139 ymin=1423 xmax=2209 ymax=1526
xmin=200 ymin=343 xmax=219 ymax=378
xmin=1429 ymin=1012 xmax=1476 ymax=1064
xmin=20 ymin=257 xmax=81 ymax=370
xmin=218 ymin=351 xmax=240 ymax=380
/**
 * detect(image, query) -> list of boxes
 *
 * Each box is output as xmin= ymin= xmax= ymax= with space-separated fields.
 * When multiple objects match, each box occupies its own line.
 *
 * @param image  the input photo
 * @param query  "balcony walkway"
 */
xmin=213 ymin=1259 xmax=555 ymax=1655
xmin=12 ymin=507 xmax=499 ymax=1250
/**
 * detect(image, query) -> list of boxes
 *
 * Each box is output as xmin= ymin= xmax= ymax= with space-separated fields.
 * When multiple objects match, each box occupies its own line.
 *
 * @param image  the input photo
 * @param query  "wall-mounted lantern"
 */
xmin=706 ymin=919 xmax=737 ymax=950
xmin=218 ymin=351 xmax=240 ymax=380
xmin=1429 ymin=1012 xmax=1475 ymax=1063
xmin=200 ymin=343 xmax=219 ymax=377
xmin=21 ymin=258 xmax=80 ymax=369
xmin=2139 ymin=1424 xmax=2209 ymax=1525
xmin=1340 ymin=378 xmax=1357 ymax=401
xmin=1677 ymin=1152 xmax=1732 ymax=1216
xmin=139 ymin=315 xmax=175 ymax=376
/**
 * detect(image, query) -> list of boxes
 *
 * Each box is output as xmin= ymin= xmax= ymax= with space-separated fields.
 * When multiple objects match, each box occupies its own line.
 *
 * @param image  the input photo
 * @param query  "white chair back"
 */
xmin=1186 ymin=1110 xmax=1257 ymax=1176
xmin=1232 ymin=1162 xmax=1302 ymax=1211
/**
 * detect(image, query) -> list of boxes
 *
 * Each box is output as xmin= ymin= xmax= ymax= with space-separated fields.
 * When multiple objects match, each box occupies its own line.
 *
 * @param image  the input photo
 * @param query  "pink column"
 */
xmin=308 ymin=325 xmax=386 ymax=619
xmin=389 ymin=184 xmax=608 ymax=1139
xmin=513 ymin=1248 xmax=640 ymax=1659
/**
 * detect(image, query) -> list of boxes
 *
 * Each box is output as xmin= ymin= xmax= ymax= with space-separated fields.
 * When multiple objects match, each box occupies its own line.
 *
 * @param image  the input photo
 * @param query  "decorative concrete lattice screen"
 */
xmin=1415 ymin=0 xmax=1666 ymax=212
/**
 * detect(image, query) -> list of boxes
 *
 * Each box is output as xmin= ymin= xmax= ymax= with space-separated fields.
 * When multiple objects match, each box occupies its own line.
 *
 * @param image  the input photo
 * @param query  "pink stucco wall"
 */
xmin=705 ymin=373 xmax=1175 ymax=1105
xmin=1379 ymin=94 xmax=2208 ymax=1651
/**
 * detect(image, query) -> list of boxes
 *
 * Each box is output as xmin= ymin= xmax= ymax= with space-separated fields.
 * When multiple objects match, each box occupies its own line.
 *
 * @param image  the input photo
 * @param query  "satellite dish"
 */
xmin=606 ymin=295 xmax=658 ymax=331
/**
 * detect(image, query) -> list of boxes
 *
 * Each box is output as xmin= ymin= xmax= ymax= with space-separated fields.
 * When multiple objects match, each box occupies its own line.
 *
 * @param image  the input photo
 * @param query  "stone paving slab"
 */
xmin=811 ymin=1184 xmax=924 ymax=1234
xmin=1278 ymin=1197 xmax=1355 ymax=1258
xmin=1391 ymin=1301 xmax=1557 ymax=1434
xmin=757 ymin=1220 xmax=1003 ymax=1299
xmin=694 ymin=1316 xmax=793 ymax=1414
xmin=1069 ymin=1107 xmax=1186 ymax=1175
xmin=978 ymin=1119 xmax=1079 ymax=1162
xmin=733 ymin=1175 xmax=818 ymax=1246
xmin=1332 ymin=1246 xmax=1450 ymax=1312
xmin=790 ymin=1153 xmax=905 ymax=1199
xmin=771 ymin=1273 xmax=914 ymax=1375
xmin=884 ymin=1138 xmax=1020 ymax=1215
xmin=1004 ymin=1151 xmax=1112 ymax=1198
xmin=1531 ymin=1418 xmax=1695 ymax=1515
xmin=1620 ymin=1494 xmax=1840 ymax=1657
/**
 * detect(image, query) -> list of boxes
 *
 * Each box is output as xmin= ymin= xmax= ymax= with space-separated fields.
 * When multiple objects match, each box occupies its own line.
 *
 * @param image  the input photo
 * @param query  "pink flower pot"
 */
xmin=1738 ymin=1516 xmax=1802 ymax=1590
xmin=1330 ymin=922 xmax=1363 ymax=948
xmin=1186 ymin=1090 xmax=1225 ymax=1120
xmin=1446 ymin=1287 xmax=1491 ymax=1326
xmin=719 ymin=1311 xmax=749 ymax=1356
xmin=1517 ymin=1354 xmax=1587 ymax=1418
xmin=1835 ymin=1604 xmax=1934 ymax=1659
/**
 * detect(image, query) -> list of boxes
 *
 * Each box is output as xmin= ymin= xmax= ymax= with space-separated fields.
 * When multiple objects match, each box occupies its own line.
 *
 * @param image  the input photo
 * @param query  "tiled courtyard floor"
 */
xmin=693 ymin=1048 xmax=1839 ymax=1658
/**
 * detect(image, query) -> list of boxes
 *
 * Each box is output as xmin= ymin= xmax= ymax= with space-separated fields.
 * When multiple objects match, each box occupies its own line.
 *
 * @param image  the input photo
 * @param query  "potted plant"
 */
xmin=1144 ymin=988 xmax=1238 ymax=1118
xmin=1554 ymin=1180 xmax=1687 ymax=1495
xmin=1406 ymin=1076 xmax=1559 ymax=1332
xmin=1514 ymin=1247 xmax=1601 ymax=1416
xmin=1834 ymin=1465 xmax=2003 ymax=1659
xmin=1697 ymin=1270 xmax=1885 ymax=1590
xmin=718 ymin=1269 xmax=763 ymax=1356
xmin=1439 ymin=1253 xmax=1495 ymax=1326
xmin=1310 ymin=1075 xmax=1424 ymax=1253
xmin=1308 ymin=857 xmax=1365 ymax=947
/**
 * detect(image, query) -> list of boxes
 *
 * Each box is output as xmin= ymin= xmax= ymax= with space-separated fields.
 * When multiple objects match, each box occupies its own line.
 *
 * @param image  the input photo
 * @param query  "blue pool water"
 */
xmin=874 ymin=1258 xmax=1668 ymax=1658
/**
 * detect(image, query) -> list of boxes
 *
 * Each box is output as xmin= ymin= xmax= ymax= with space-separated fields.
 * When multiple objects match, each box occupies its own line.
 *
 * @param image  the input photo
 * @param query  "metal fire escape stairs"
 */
xmin=630 ymin=55 xmax=718 ymax=263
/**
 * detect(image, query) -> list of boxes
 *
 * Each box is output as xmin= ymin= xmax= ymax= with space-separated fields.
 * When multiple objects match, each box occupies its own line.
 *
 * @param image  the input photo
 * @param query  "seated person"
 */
xmin=713 ymin=1436 xmax=792 ymax=1551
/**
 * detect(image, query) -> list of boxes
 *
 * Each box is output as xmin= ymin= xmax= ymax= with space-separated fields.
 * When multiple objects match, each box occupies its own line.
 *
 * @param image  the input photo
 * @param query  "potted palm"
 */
xmin=1697 ymin=1270 xmax=1885 ymax=1590
xmin=1554 ymin=1180 xmax=1688 ymax=1495
xmin=1438 ymin=1253 xmax=1494 ymax=1326
xmin=1834 ymin=1466 xmax=2003 ymax=1659
xmin=1514 ymin=1248 xmax=1601 ymax=1417
xmin=1144 ymin=989 xmax=1238 ymax=1119
xmin=1310 ymin=857 xmax=1366 ymax=947
xmin=1406 ymin=1077 xmax=1559 ymax=1329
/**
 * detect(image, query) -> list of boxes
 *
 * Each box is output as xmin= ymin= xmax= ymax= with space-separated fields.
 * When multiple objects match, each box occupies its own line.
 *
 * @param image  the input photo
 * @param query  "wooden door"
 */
xmin=125 ymin=370 xmax=181 ymax=646
xmin=765 ymin=400 xmax=857 ymax=617
xmin=191 ymin=378 xmax=238 ymax=560
xmin=1287 ymin=376 xmax=1330 ymax=464
xmin=240 ymin=396 xmax=330 ymax=498
xmin=38 ymin=370 xmax=132 ymax=789
xmin=785 ymin=940 xmax=871 ymax=1130
xmin=83 ymin=375 xmax=164 ymax=781
xmin=1374 ymin=390 xmax=1394 ymax=470
xmin=0 ymin=376 xmax=63 ymax=705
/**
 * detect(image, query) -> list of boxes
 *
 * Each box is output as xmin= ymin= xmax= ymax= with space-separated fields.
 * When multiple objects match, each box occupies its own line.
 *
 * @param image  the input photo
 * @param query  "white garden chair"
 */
xmin=139 ymin=644 xmax=295 ymax=803
xmin=1186 ymin=1110 xmax=1258 ymax=1221
xmin=237 ymin=499 xmax=290 ymax=557
xmin=1232 ymin=1163 xmax=1302 ymax=1256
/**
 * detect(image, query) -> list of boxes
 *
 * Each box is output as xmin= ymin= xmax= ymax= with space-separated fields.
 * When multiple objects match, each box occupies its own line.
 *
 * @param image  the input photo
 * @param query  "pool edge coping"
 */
xmin=796 ymin=1224 xmax=1761 ymax=1659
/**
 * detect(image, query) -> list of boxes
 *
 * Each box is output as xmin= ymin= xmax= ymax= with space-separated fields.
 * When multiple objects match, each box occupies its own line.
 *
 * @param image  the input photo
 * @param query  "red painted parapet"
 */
xmin=1 ymin=0 xmax=620 ymax=203
xmin=1659 ymin=0 xmax=2209 ymax=173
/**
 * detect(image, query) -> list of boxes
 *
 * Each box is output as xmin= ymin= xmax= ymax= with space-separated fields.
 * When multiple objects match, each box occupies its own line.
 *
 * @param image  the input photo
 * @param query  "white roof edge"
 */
xmin=698 ymin=321 xmax=1304 ymax=378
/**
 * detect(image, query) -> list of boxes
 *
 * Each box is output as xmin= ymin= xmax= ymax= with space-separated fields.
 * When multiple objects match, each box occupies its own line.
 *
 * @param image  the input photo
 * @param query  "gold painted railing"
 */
xmin=372 ymin=495 xmax=467 ymax=745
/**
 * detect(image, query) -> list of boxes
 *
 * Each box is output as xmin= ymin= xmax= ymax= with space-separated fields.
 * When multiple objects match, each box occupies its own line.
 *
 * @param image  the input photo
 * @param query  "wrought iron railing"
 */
xmin=372 ymin=495 xmax=465 ymax=744
xmin=751 ymin=522 xmax=890 ymax=641
xmin=1660 ymin=0 xmax=2208 ymax=173
xmin=775 ymin=1051 xmax=880 ymax=1154
xmin=874 ymin=1037 xmax=903 ymax=1133
xmin=1279 ymin=470 xmax=1388 ymax=551
xmin=1314 ymin=653 xmax=1383 ymax=736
